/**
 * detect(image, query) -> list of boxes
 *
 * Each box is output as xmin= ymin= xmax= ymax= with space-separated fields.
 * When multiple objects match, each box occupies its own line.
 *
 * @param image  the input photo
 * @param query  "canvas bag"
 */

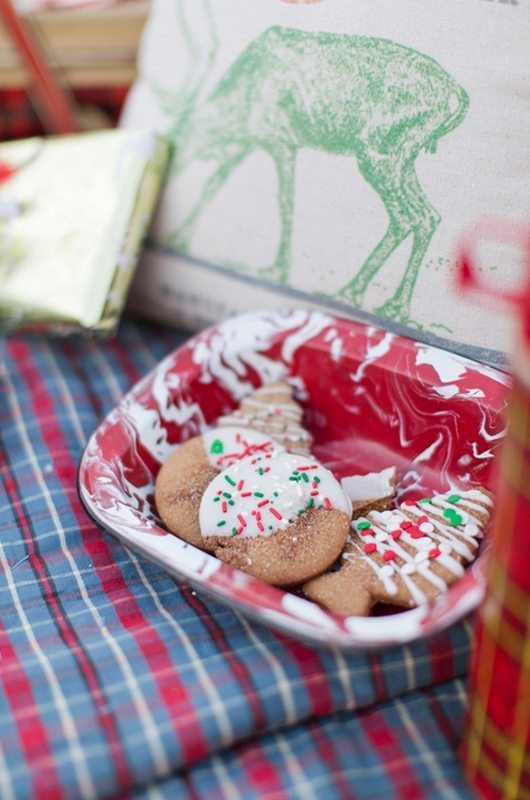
xmin=121 ymin=0 xmax=530 ymax=365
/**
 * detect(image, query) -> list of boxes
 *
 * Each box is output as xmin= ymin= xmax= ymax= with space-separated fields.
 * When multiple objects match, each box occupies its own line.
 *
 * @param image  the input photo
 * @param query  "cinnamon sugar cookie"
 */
xmin=199 ymin=451 xmax=351 ymax=585
xmin=303 ymin=488 xmax=493 ymax=616
xmin=155 ymin=427 xmax=284 ymax=550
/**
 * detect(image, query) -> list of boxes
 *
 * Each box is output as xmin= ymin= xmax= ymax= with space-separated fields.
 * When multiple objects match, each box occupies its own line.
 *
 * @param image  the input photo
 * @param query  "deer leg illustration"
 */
xmin=259 ymin=145 xmax=296 ymax=285
xmin=336 ymin=153 xmax=413 ymax=306
xmin=169 ymin=149 xmax=249 ymax=251
xmin=375 ymin=167 xmax=440 ymax=322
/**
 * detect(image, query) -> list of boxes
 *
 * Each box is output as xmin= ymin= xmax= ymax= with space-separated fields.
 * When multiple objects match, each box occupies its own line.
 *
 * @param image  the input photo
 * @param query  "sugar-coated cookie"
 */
xmin=155 ymin=427 xmax=284 ymax=550
xmin=340 ymin=466 xmax=397 ymax=518
xmin=303 ymin=488 xmax=493 ymax=616
xmin=217 ymin=382 xmax=312 ymax=455
xmin=199 ymin=451 xmax=352 ymax=586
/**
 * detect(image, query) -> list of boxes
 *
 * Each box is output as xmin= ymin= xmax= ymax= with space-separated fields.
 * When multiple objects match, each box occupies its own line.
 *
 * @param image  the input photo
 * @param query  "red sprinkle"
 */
xmin=403 ymin=500 xmax=416 ymax=507
xmin=391 ymin=529 xmax=402 ymax=540
xmin=383 ymin=550 xmax=396 ymax=562
xmin=237 ymin=514 xmax=246 ymax=527
xmin=257 ymin=499 xmax=269 ymax=507
xmin=237 ymin=480 xmax=244 ymax=491
xmin=417 ymin=515 xmax=428 ymax=525
xmin=361 ymin=528 xmax=374 ymax=537
xmin=236 ymin=526 xmax=243 ymax=535
xmin=222 ymin=501 xmax=228 ymax=513
xmin=241 ymin=492 xmax=252 ymax=497
xmin=257 ymin=521 xmax=264 ymax=532
xmin=409 ymin=526 xmax=423 ymax=539
xmin=400 ymin=521 xmax=413 ymax=530
xmin=310 ymin=491 xmax=319 ymax=497
xmin=364 ymin=543 xmax=377 ymax=554
xmin=429 ymin=548 xmax=441 ymax=559
xmin=263 ymin=467 xmax=270 ymax=473
xmin=217 ymin=490 xmax=223 ymax=496
xmin=270 ymin=507 xmax=282 ymax=520
xmin=256 ymin=511 xmax=261 ymax=520
xmin=297 ymin=465 xmax=318 ymax=470
xmin=312 ymin=481 xmax=318 ymax=489
xmin=324 ymin=497 xmax=332 ymax=509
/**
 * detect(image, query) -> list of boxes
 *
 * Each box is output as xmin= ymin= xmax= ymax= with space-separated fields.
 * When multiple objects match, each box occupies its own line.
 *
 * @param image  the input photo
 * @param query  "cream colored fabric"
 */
xmin=121 ymin=0 xmax=529 ymax=362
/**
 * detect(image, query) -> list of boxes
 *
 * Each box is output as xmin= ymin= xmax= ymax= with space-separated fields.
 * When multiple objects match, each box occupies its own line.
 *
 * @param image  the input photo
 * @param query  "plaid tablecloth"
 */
xmin=0 ymin=319 xmax=477 ymax=799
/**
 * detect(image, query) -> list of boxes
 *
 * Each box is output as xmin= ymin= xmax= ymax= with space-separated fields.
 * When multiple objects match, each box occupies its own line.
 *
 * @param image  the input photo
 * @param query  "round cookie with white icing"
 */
xmin=303 ymin=487 xmax=493 ymax=616
xmin=155 ymin=427 xmax=284 ymax=551
xmin=199 ymin=451 xmax=351 ymax=586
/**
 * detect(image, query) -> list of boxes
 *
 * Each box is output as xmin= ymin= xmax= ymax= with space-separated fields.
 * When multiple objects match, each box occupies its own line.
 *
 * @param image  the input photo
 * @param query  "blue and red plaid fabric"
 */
xmin=0 ymin=319 xmax=476 ymax=799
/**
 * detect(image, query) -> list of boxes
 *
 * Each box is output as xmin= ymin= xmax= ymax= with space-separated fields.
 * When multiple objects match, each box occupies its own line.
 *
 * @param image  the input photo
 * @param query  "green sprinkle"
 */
xmin=289 ymin=476 xmax=298 ymax=481
xmin=232 ymin=528 xmax=237 ymax=536
xmin=223 ymin=492 xmax=232 ymax=499
xmin=418 ymin=498 xmax=432 ymax=505
xmin=273 ymin=492 xmax=279 ymax=497
xmin=268 ymin=526 xmax=273 ymax=530
xmin=228 ymin=500 xmax=235 ymax=506
xmin=448 ymin=494 xmax=461 ymax=504
xmin=297 ymin=509 xmax=305 ymax=515
xmin=210 ymin=438 xmax=224 ymax=454
xmin=357 ymin=521 xmax=371 ymax=530
xmin=444 ymin=508 xmax=463 ymax=526
xmin=301 ymin=472 xmax=309 ymax=483
xmin=293 ymin=470 xmax=299 ymax=475
xmin=314 ymin=476 xmax=320 ymax=484
xmin=306 ymin=498 xmax=314 ymax=509
xmin=213 ymin=497 xmax=220 ymax=502
xmin=217 ymin=521 xmax=226 ymax=527
xmin=258 ymin=467 xmax=264 ymax=475
xmin=254 ymin=492 xmax=264 ymax=498
xmin=225 ymin=475 xmax=236 ymax=486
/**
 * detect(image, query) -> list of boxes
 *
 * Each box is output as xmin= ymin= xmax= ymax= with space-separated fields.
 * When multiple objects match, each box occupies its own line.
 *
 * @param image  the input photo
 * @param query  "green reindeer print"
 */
xmin=168 ymin=24 xmax=469 ymax=324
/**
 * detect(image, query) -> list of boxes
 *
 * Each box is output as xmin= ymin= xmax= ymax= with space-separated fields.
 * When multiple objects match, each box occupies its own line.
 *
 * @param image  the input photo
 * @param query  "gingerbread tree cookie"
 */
xmin=303 ymin=488 xmax=493 ymax=616
xmin=217 ymin=382 xmax=312 ymax=455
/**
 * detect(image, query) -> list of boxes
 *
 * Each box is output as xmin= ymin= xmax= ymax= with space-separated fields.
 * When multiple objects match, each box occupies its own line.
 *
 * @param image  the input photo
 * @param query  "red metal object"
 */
xmin=459 ymin=224 xmax=530 ymax=799
xmin=0 ymin=160 xmax=15 ymax=182
xmin=0 ymin=0 xmax=80 ymax=134
xmin=457 ymin=219 xmax=530 ymax=344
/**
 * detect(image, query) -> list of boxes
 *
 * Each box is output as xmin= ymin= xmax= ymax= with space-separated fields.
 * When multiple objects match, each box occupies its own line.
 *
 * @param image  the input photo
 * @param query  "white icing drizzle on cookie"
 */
xmin=202 ymin=426 xmax=283 ymax=469
xmin=345 ymin=488 xmax=491 ymax=604
xmin=200 ymin=451 xmax=351 ymax=539
xmin=216 ymin=384 xmax=312 ymax=454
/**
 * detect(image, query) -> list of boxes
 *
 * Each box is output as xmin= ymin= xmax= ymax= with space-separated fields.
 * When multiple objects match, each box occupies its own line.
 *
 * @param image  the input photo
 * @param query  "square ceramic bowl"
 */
xmin=78 ymin=309 xmax=509 ymax=649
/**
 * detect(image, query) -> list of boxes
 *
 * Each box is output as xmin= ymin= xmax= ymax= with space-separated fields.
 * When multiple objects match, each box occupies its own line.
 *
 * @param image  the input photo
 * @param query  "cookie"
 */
xmin=303 ymin=488 xmax=493 ymax=616
xmin=199 ymin=451 xmax=351 ymax=586
xmin=340 ymin=466 xmax=397 ymax=518
xmin=217 ymin=382 xmax=313 ymax=454
xmin=155 ymin=426 xmax=284 ymax=550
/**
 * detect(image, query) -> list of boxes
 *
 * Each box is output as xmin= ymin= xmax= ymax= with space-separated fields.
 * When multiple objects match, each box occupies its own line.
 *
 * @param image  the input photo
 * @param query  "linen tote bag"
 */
xmin=121 ymin=0 xmax=530 ymax=364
